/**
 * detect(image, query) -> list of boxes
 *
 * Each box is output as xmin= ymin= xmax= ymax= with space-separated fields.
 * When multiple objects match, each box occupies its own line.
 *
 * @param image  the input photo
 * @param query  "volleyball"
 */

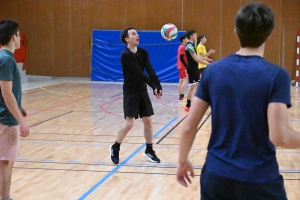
xmin=291 ymin=80 xmax=296 ymax=86
xmin=161 ymin=23 xmax=178 ymax=41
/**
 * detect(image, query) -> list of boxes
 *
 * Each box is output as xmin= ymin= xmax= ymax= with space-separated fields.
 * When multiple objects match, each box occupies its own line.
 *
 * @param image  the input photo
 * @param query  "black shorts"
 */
xmin=199 ymin=68 xmax=205 ymax=75
xmin=200 ymin=165 xmax=287 ymax=200
xmin=123 ymin=90 xmax=154 ymax=119
xmin=187 ymin=65 xmax=200 ymax=84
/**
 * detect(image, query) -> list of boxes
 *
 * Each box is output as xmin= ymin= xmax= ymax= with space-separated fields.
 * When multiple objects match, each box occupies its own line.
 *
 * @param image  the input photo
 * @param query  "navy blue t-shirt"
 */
xmin=196 ymin=54 xmax=291 ymax=182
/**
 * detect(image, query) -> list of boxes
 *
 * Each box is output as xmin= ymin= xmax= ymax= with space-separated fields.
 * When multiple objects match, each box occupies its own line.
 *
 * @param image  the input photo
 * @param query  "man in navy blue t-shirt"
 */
xmin=177 ymin=2 xmax=300 ymax=199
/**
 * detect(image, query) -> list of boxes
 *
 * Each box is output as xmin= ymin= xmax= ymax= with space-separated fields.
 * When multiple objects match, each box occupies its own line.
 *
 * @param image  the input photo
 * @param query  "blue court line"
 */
xmin=42 ymin=160 xmax=54 ymax=163
xmin=17 ymin=158 xmax=28 ymax=161
xmin=93 ymin=162 xmax=106 ymax=165
xmin=78 ymin=115 xmax=179 ymax=200
xmin=68 ymin=160 xmax=80 ymax=163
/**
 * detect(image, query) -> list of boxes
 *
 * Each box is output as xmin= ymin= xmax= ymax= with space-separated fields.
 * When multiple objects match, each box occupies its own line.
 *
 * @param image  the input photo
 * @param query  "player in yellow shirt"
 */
xmin=196 ymin=35 xmax=215 ymax=76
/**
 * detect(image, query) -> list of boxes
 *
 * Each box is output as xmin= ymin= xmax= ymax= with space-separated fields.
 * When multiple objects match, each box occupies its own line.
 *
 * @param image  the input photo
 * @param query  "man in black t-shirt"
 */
xmin=109 ymin=27 xmax=162 ymax=164
xmin=184 ymin=30 xmax=212 ymax=112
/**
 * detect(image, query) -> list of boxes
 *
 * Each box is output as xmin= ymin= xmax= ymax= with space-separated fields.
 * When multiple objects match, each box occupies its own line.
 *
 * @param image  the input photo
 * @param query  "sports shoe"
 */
xmin=143 ymin=149 xmax=161 ymax=163
xmin=179 ymin=97 xmax=184 ymax=101
xmin=184 ymin=106 xmax=190 ymax=111
xmin=109 ymin=145 xmax=120 ymax=164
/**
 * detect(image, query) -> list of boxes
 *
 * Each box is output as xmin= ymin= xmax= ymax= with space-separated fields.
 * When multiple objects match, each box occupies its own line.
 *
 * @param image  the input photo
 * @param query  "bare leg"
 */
xmin=142 ymin=116 xmax=153 ymax=144
xmin=186 ymin=84 xmax=197 ymax=100
xmin=178 ymin=79 xmax=183 ymax=97
xmin=0 ymin=160 xmax=13 ymax=199
xmin=192 ymin=84 xmax=199 ymax=96
xmin=181 ymin=78 xmax=188 ymax=95
xmin=116 ymin=117 xmax=135 ymax=143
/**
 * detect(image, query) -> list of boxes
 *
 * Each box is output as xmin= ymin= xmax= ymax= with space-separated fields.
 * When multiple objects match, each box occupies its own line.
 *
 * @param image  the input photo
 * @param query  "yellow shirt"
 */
xmin=196 ymin=44 xmax=207 ymax=69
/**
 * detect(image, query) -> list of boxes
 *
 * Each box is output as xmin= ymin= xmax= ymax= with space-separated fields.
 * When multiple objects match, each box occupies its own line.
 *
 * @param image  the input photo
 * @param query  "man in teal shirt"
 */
xmin=0 ymin=19 xmax=29 ymax=200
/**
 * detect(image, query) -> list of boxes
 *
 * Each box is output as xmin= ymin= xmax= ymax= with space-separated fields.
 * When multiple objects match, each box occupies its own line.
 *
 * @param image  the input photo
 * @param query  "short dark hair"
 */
xmin=198 ymin=35 xmax=206 ymax=41
xmin=120 ymin=27 xmax=135 ymax=44
xmin=186 ymin=30 xmax=196 ymax=39
xmin=0 ymin=19 xmax=19 ymax=45
xmin=235 ymin=2 xmax=274 ymax=48
xmin=197 ymin=35 xmax=206 ymax=45
xmin=179 ymin=34 xmax=187 ymax=42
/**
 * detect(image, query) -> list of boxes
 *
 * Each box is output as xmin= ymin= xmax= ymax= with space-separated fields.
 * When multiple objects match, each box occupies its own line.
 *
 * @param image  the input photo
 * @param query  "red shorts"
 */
xmin=179 ymin=69 xmax=188 ymax=79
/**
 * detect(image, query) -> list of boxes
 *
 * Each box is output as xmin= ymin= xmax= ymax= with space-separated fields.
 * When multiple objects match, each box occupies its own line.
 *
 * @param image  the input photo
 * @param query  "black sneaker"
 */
xmin=109 ymin=145 xmax=120 ymax=164
xmin=143 ymin=149 xmax=160 ymax=163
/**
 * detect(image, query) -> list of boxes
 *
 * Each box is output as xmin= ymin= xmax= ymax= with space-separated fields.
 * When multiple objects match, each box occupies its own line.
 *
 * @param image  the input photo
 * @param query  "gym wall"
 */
xmin=0 ymin=0 xmax=299 ymax=80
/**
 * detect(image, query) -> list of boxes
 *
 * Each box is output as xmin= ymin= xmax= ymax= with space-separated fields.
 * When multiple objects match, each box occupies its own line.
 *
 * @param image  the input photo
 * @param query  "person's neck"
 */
xmin=236 ymin=43 xmax=265 ymax=57
xmin=127 ymin=44 xmax=137 ymax=53
xmin=1 ymin=44 xmax=15 ymax=53
xmin=200 ymin=42 xmax=204 ymax=45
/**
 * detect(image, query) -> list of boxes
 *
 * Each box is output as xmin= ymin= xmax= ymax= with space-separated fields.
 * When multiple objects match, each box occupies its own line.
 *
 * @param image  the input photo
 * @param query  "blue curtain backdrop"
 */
xmin=91 ymin=30 xmax=185 ymax=83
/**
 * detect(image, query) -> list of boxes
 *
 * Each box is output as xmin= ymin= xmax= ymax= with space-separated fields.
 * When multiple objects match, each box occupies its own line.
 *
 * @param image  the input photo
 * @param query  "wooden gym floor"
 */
xmin=9 ymin=79 xmax=300 ymax=200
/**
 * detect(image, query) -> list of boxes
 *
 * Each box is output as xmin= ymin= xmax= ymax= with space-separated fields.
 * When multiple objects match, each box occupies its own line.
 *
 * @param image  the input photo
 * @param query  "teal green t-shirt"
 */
xmin=0 ymin=49 xmax=22 ymax=126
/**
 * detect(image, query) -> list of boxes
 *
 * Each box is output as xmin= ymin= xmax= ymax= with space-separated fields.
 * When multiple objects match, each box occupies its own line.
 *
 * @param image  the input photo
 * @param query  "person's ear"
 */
xmin=11 ymin=34 xmax=16 ymax=42
xmin=234 ymin=28 xmax=241 ymax=40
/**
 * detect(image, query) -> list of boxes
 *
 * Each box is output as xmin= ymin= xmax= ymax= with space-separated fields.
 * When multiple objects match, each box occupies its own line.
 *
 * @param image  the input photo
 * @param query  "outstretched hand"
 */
xmin=207 ymin=58 xmax=214 ymax=63
xmin=208 ymin=49 xmax=216 ymax=55
xmin=176 ymin=160 xmax=195 ymax=187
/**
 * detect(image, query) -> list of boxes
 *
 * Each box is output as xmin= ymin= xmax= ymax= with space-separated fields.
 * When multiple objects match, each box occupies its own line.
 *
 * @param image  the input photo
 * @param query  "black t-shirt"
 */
xmin=185 ymin=42 xmax=198 ymax=69
xmin=121 ymin=47 xmax=162 ymax=92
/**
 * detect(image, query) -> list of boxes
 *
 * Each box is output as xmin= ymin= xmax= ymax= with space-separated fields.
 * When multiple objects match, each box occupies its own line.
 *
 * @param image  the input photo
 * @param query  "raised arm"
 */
xmin=187 ymin=44 xmax=211 ymax=65
xmin=191 ymin=54 xmax=211 ymax=65
xmin=200 ymin=49 xmax=216 ymax=57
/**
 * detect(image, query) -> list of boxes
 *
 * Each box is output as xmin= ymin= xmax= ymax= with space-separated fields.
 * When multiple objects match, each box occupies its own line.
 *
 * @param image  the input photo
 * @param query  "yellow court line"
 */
xmin=39 ymin=85 xmax=97 ymax=100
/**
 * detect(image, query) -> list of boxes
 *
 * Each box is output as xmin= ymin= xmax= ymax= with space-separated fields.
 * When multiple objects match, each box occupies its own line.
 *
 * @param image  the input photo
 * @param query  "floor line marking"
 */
xmin=78 ymin=115 xmax=179 ymax=200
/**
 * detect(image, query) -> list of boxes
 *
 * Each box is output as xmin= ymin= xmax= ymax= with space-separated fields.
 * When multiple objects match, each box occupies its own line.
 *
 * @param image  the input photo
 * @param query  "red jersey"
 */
xmin=177 ymin=44 xmax=187 ymax=69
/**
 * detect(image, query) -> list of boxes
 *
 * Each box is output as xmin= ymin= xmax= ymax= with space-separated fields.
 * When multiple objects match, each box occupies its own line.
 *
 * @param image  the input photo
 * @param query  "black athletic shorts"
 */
xmin=199 ymin=67 xmax=205 ymax=75
xmin=200 ymin=164 xmax=287 ymax=200
xmin=123 ymin=90 xmax=154 ymax=119
xmin=187 ymin=65 xmax=200 ymax=84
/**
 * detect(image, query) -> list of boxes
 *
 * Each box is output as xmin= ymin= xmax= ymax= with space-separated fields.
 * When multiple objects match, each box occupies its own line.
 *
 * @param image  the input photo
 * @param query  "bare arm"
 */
xmin=179 ymin=97 xmax=210 ymax=162
xmin=191 ymin=54 xmax=211 ymax=65
xmin=200 ymin=49 xmax=216 ymax=57
xmin=177 ymin=97 xmax=209 ymax=187
xmin=0 ymin=80 xmax=29 ymax=137
xmin=268 ymin=103 xmax=300 ymax=148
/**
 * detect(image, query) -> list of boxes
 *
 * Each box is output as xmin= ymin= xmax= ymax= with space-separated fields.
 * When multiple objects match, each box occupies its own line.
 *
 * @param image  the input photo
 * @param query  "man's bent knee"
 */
xmin=125 ymin=117 xmax=135 ymax=130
